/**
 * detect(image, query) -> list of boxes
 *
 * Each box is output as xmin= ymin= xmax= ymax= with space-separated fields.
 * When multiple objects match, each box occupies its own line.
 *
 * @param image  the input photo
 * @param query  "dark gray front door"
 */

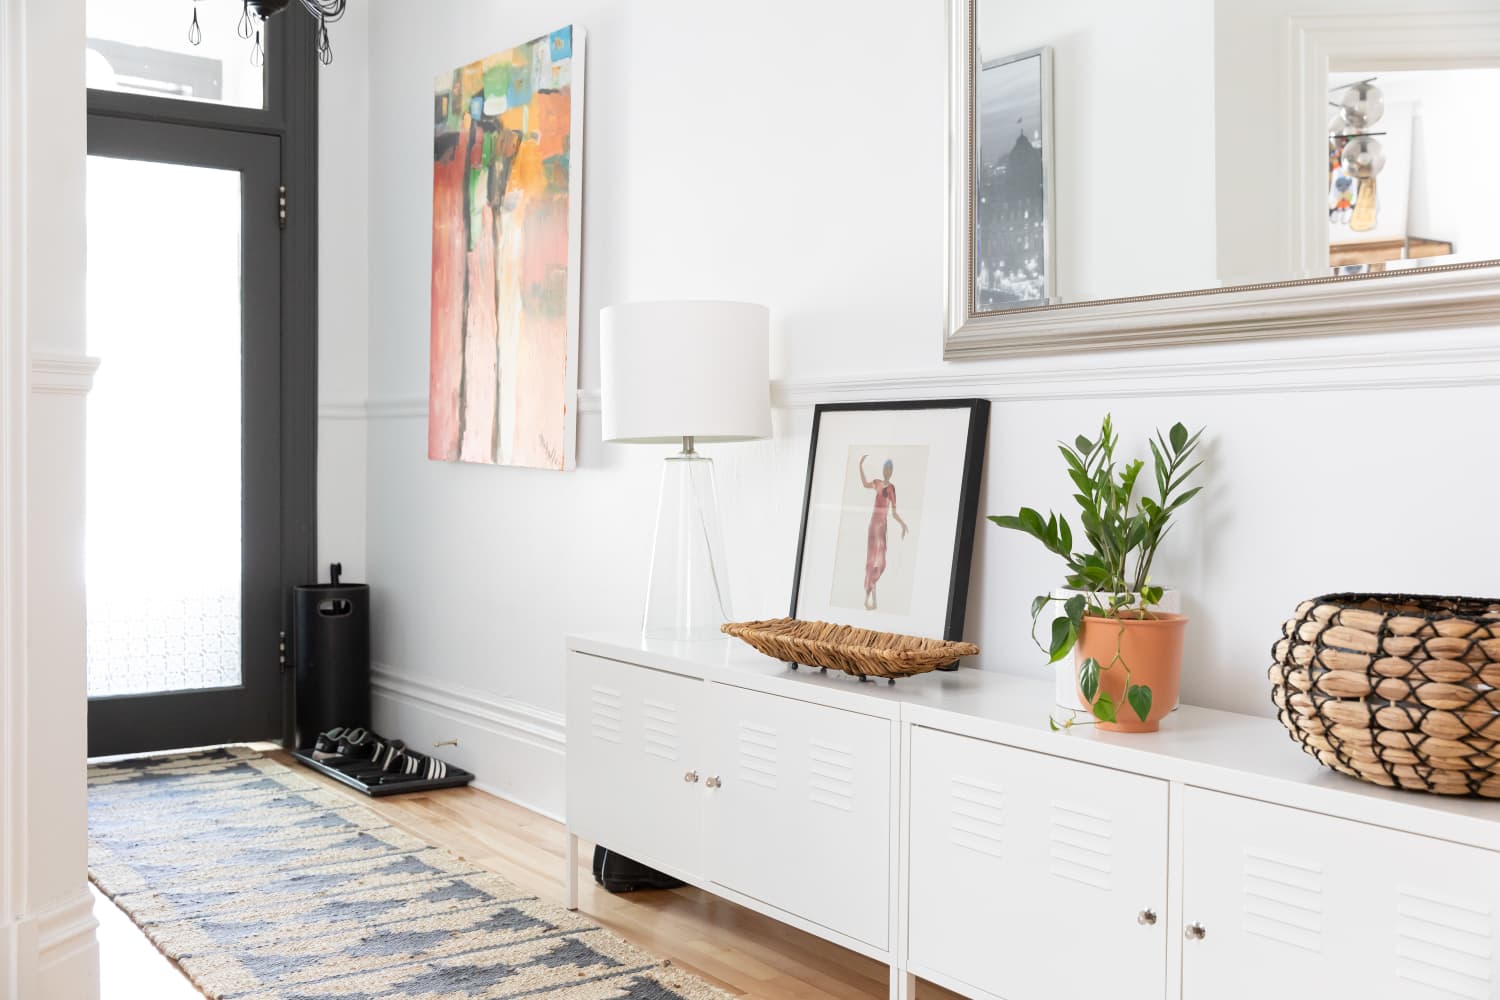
xmin=85 ymin=117 xmax=285 ymax=755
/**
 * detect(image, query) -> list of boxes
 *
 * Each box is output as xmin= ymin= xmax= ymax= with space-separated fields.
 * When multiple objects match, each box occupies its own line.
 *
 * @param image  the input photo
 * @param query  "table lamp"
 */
xmin=600 ymin=301 xmax=771 ymax=640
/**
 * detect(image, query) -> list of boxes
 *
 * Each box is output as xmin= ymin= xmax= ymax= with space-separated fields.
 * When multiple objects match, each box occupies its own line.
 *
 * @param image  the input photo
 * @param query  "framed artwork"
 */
xmin=974 ymin=46 xmax=1054 ymax=312
xmin=790 ymin=399 xmax=990 ymax=642
xmin=429 ymin=26 xmax=586 ymax=470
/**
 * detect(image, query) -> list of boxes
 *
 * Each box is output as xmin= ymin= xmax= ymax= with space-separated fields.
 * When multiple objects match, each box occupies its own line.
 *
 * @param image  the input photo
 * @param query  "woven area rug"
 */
xmin=88 ymin=747 xmax=726 ymax=1000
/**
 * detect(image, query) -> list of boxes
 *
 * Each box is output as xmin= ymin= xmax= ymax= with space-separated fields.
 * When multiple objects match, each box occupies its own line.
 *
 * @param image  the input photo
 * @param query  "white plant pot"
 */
xmin=1051 ymin=588 xmax=1182 ymax=712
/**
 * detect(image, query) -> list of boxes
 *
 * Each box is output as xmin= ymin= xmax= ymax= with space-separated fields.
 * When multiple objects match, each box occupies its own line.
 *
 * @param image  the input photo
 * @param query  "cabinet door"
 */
xmin=704 ymin=683 xmax=892 ymax=950
xmin=565 ymin=654 xmax=704 ymax=880
xmin=908 ymin=727 xmax=1169 ymax=1000
xmin=1183 ymin=787 xmax=1500 ymax=1000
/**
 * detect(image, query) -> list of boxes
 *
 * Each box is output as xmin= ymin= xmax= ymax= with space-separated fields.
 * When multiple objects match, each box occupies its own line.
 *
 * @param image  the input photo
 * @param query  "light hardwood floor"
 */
xmin=95 ymin=748 xmax=963 ymax=999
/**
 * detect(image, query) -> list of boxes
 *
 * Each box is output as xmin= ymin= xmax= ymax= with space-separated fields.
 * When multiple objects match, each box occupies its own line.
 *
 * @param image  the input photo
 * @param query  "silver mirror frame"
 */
xmin=944 ymin=0 xmax=1500 ymax=360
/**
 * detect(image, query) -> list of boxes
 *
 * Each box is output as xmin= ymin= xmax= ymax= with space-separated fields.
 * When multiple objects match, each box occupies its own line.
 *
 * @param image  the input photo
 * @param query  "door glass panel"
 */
xmin=86 ymin=0 xmax=266 ymax=109
xmin=85 ymin=156 xmax=244 ymax=698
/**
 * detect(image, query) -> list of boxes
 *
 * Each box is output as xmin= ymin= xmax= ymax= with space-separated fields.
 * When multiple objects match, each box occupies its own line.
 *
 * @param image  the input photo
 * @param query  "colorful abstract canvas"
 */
xmin=430 ymin=27 xmax=584 ymax=470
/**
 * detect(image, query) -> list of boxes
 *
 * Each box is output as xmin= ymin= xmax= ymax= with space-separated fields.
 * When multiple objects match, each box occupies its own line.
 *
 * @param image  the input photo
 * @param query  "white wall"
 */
xmin=1 ymin=0 xmax=101 ymax=995
xmin=334 ymin=0 xmax=1500 ymax=819
xmin=317 ymin=0 xmax=371 ymax=585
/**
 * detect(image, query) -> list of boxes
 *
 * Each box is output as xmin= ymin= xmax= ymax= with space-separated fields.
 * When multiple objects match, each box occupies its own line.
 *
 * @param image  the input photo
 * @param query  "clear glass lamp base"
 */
xmin=644 ymin=446 xmax=733 ymax=641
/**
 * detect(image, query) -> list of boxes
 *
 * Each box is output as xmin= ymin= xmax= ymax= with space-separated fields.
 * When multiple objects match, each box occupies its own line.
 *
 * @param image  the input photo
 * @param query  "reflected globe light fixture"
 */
xmin=187 ymin=0 xmax=346 ymax=66
xmin=600 ymin=301 xmax=772 ymax=641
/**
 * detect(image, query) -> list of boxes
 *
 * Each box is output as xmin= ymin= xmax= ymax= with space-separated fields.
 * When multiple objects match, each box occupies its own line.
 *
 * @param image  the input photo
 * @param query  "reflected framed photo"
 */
xmin=974 ymin=46 xmax=1054 ymax=312
xmin=790 ymin=399 xmax=990 ymax=641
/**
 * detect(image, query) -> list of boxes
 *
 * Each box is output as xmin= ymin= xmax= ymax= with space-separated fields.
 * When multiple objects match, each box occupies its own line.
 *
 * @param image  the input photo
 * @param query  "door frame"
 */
xmin=85 ymin=11 xmax=318 ymax=753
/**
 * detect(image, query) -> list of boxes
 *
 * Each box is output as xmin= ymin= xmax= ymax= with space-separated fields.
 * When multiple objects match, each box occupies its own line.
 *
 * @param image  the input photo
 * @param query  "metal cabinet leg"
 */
xmin=565 ymin=830 xmax=579 ymax=911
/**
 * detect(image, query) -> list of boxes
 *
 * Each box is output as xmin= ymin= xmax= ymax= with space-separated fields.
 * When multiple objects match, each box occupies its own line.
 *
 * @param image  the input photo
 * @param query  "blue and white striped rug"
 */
xmin=88 ymin=747 xmax=725 ymax=1000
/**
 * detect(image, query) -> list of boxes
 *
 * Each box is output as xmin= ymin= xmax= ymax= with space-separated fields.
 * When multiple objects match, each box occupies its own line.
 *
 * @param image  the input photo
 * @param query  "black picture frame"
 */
xmin=789 ymin=398 xmax=990 ymax=642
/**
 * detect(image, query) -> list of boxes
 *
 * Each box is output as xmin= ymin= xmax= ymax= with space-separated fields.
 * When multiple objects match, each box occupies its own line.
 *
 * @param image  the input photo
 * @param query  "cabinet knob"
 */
xmin=684 ymin=770 xmax=699 ymax=783
xmin=1185 ymin=922 xmax=1206 ymax=941
xmin=705 ymin=775 xmax=722 ymax=789
xmin=1137 ymin=908 xmax=1157 ymax=927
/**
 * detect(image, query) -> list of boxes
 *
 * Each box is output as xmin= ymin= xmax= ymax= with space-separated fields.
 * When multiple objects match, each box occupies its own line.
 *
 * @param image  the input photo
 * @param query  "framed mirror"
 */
xmin=945 ymin=1 xmax=1500 ymax=358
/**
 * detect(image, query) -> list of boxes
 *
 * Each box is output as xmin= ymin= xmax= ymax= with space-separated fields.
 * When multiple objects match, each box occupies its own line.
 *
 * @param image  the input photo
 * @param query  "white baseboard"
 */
xmin=34 ymin=886 xmax=99 ymax=1000
xmin=370 ymin=663 xmax=566 ymax=821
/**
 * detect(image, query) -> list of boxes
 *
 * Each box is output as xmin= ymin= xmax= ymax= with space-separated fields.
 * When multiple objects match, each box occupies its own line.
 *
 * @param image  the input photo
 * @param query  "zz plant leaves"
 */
xmin=988 ymin=414 xmax=1206 ymax=731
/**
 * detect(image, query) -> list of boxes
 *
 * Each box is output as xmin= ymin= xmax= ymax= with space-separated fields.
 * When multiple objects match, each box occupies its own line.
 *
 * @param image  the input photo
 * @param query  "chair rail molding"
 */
xmin=355 ymin=328 xmax=1500 ymax=422
xmin=29 ymin=353 xmax=100 ymax=395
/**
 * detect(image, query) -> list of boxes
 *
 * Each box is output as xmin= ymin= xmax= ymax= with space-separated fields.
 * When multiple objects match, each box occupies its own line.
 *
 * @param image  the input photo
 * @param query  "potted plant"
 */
xmin=989 ymin=415 xmax=1204 ymax=732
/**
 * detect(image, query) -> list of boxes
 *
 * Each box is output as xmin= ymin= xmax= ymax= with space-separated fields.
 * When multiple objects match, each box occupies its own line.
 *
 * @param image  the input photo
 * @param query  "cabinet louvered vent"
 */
xmin=589 ymin=685 xmax=623 ymax=744
xmin=808 ymin=738 xmax=856 ymax=812
xmin=1048 ymin=800 xmax=1113 ymax=891
xmin=641 ymin=697 xmax=679 ymax=761
xmin=1242 ymin=847 xmax=1323 ymax=951
xmin=736 ymin=721 xmax=778 ymax=789
xmin=948 ymin=775 xmax=1005 ymax=859
xmin=1395 ymin=886 xmax=1494 ymax=1000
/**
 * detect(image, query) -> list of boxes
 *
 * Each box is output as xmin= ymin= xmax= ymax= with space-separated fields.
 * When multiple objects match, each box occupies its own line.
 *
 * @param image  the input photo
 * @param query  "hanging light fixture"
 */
xmin=188 ymin=0 xmax=346 ymax=66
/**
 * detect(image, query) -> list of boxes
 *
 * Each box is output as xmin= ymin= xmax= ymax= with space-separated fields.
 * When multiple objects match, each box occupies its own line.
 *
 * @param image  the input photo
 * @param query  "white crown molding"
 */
xmin=370 ymin=663 xmax=565 ymax=755
xmin=29 ymin=353 xmax=99 ymax=396
xmin=354 ymin=335 xmax=1500 ymax=421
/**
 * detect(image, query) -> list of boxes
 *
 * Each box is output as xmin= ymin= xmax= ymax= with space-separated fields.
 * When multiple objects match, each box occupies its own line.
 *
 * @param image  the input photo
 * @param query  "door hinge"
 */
xmin=279 ymin=630 xmax=289 ymax=672
xmin=278 ymin=185 xmax=287 ymax=229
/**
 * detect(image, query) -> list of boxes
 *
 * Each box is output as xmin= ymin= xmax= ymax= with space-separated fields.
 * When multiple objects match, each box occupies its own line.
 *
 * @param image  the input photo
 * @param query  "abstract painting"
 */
xmin=430 ymin=26 xmax=585 ymax=470
xmin=790 ymin=400 xmax=990 ymax=642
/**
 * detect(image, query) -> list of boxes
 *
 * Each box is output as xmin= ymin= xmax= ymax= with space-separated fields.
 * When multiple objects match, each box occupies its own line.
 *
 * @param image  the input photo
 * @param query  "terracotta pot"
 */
xmin=1073 ymin=612 xmax=1188 ymax=733
xmin=1051 ymin=589 xmax=1182 ymax=711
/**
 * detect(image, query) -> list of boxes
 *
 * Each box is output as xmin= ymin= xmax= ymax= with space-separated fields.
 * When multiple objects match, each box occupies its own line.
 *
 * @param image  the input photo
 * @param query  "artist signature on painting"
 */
xmin=538 ymin=434 xmax=563 ymax=469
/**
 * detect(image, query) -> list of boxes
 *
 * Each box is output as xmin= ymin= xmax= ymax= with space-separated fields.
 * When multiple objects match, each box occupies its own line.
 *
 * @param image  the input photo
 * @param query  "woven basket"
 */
xmin=722 ymin=618 xmax=979 ymax=679
xmin=1269 ymin=593 xmax=1500 ymax=798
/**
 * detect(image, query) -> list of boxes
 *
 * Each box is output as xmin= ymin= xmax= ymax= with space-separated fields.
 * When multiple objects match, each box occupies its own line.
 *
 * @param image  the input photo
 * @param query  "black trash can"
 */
xmin=292 ymin=563 xmax=370 ymax=750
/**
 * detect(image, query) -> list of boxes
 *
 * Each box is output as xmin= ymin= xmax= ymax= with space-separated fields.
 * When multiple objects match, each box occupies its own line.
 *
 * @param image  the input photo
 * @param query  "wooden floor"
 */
xmin=94 ymin=747 xmax=963 ymax=999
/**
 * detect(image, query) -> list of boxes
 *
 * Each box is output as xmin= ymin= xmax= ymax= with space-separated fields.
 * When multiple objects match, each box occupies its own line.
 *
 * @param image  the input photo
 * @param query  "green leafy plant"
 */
xmin=989 ymin=415 xmax=1204 ymax=726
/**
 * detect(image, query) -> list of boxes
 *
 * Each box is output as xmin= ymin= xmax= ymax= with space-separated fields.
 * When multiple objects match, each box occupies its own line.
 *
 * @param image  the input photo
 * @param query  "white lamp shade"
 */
xmin=600 ymin=300 xmax=772 ymax=444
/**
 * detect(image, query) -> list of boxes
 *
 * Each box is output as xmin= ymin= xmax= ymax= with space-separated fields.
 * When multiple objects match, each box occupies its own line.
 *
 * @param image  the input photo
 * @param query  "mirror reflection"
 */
xmin=1328 ymin=69 xmax=1500 ymax=274
xmin=971 ymin=0 xmax=1500 ymax=312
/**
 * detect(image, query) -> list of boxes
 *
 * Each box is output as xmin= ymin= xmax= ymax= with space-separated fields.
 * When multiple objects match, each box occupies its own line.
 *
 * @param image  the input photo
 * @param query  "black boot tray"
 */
xmin=291 ymin=748 xmax=474 ymax=797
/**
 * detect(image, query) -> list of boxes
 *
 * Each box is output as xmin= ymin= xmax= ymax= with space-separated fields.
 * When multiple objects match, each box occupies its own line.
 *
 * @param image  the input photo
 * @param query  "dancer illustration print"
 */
xmin=859 ymin=455 xmax=909 ymax=610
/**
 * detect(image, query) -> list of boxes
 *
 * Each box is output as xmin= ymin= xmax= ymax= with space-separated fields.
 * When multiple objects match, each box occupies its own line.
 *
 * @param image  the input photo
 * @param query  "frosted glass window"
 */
xmin=85 ymin=156 xmax=244 ymax=698
xmin=87 ymin=0 xmax=266 ymax=109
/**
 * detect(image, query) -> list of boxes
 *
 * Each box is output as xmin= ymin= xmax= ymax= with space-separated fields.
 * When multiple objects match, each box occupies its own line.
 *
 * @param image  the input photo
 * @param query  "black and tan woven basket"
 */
xmin=722 ymin=618 xmax=978 ymax=679
xmin=1270 ymin=593 xmax=1500 ymax=797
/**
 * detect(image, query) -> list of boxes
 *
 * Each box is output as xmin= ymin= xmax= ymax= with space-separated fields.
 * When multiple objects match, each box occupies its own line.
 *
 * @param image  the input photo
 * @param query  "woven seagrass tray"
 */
xmin=1269 ymin=593 xmax=1500 ymax=798
xmin=722 ymin=618 xmax=979 ymax=681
